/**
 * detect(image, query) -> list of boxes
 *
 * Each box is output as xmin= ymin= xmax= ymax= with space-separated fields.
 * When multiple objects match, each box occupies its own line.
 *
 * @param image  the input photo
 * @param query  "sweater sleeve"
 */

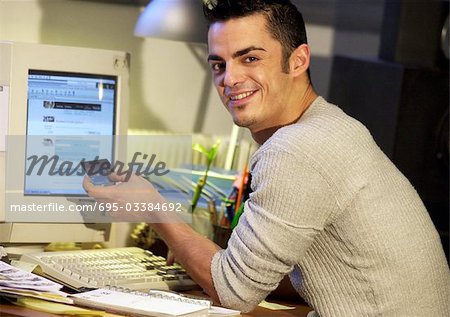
xmin=211 ymin=144 xmax=339 ymax=312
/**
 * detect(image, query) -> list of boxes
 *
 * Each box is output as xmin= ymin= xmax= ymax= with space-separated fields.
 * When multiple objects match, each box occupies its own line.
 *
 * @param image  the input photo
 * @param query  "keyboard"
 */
xmin=20 ymin=247 xmax=198 ymax=292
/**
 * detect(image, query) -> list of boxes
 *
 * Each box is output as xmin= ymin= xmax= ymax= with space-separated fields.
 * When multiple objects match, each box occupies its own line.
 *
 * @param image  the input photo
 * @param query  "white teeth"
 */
xmin=230 ymin=91 xmax=253 ymax=100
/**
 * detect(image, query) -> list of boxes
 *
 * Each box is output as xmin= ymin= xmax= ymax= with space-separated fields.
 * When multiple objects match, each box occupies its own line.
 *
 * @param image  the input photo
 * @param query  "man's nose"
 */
xmin=223 ymin=63 xmax=243 ymax=87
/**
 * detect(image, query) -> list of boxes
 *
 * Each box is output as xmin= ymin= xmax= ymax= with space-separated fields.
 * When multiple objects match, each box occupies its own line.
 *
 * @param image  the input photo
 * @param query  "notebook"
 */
xmin=70 ymin=288 xmax=210 ymax=317
xmin=16 ymin=297 xmax=105 ymax=316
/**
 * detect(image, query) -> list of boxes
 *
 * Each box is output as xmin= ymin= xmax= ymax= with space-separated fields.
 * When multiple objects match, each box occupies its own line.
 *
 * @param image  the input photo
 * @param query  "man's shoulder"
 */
xmin=252 ymin=97 xmax=380 ymax=174
xmin=290 ymin=96 xmax=365 ymax=134
xmin=271 ymin=97 xmax=368 ymax=148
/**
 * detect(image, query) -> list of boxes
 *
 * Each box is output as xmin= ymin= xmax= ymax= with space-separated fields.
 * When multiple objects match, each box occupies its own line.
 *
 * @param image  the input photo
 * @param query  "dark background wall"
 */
xmin=327 ymin=0 xmax=449 ymax=260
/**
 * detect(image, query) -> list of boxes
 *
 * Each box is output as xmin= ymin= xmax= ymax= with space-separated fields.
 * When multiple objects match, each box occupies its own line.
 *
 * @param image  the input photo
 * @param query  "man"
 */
xmin=84 ymin=1 xmax=450 ymax=316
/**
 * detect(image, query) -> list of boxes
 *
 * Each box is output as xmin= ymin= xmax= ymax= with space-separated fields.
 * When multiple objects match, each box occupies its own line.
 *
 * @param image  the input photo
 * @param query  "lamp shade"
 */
xmin=134 ymin=0 xmax=209 ymax=43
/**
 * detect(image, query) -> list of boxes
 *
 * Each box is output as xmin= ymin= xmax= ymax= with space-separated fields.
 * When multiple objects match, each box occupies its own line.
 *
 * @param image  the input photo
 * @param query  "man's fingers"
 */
xmin=82 ymin=175 xmax=116 ymax=199
xmin=166 ymin=251 xmax=176 ymax=265
xmin=82 ymin=175 xmax=95 ymax=192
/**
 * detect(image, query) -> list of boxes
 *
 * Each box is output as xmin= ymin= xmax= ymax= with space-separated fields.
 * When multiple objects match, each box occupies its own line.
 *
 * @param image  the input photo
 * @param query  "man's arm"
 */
xmin=82 ymin=173 xmax=222 ymax=303
xmin=151 ymin=222 xmax=221 ymax=303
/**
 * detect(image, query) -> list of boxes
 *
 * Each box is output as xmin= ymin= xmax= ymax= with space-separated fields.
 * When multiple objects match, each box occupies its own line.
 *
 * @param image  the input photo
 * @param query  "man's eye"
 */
xmin=210 ymin=63 xmax=225 ymax=72
xmin=245 ymin=56 xmax=259 ymax=63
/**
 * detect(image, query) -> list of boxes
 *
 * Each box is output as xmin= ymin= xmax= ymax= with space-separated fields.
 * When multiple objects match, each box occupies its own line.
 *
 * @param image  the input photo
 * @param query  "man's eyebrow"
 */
xmin=232 ymin=46 xmax=266 ymax=58
xmin=207 ymin=46 xmax=266 ymax=62
xmin=207 ymin=54 xmax=222 ymax=62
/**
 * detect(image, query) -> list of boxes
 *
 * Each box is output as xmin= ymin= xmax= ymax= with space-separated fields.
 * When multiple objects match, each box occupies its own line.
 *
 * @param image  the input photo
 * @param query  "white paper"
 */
xmin=0 ymin=260 xmax=63 ymax=293
xmin=0 ymin=85 xmax=9 ymax=151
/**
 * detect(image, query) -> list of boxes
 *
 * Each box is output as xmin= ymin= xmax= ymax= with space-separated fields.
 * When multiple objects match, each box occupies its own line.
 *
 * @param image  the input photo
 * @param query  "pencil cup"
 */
xmin=192 ymin=207 xmax=214 ymax=240
xmin=213 ymin=225 xmax=232 ymax=248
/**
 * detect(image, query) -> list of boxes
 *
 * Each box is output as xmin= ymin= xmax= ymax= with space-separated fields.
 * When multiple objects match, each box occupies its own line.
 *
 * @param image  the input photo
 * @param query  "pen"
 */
xmin=208 ymin=198 xmax=217 ymax=226
xmin=231 ymin=203 xmax=245 ymax=229
xmin=225 ymin=203 xmax=234 ymax=224
xmin=235 ymin=164 xmax=248 ymax=212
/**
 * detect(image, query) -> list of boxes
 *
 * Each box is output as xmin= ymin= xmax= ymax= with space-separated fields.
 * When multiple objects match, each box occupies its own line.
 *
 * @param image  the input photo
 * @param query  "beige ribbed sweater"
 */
xmin=211 ymin=97 xmax=450 ymax=316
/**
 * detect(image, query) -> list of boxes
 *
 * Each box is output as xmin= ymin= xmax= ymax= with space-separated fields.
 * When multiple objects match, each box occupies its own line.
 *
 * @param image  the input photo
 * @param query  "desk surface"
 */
xmin=0 ymin=299 xmax=313 ymax=317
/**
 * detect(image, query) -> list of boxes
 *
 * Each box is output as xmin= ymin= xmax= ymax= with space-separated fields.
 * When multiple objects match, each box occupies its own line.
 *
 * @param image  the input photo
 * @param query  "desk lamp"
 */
xmin=134 ymin=0 xmax=208 ymax=43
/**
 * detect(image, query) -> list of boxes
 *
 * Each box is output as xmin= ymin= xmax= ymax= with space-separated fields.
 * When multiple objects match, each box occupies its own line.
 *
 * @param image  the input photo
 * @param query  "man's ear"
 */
xmin=289 ymin=44 xmax=311 ymax=77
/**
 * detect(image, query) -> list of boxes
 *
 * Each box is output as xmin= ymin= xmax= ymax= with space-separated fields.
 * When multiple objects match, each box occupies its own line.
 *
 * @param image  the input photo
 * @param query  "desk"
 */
xmin=0 ymin=299 xmax=313 ymax=317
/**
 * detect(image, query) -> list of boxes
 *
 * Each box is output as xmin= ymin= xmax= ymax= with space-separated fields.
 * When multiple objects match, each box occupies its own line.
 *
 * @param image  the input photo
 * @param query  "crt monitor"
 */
xmin=0 ymin=41 xmax=129 ymax=246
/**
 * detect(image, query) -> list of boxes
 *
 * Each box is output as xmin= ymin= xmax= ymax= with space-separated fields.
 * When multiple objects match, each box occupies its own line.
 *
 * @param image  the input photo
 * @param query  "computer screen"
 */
xmin=0 ymin=41 xmax=129 ymax=245
xmin=25 ymin=70 xmax=116 ymax=196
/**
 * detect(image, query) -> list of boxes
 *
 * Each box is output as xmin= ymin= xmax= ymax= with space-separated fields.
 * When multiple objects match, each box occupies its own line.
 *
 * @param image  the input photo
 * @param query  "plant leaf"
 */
xmin=192 ymin=143 xmax=208 ymax=155
xmin=207 ymin=140 xmax=221 ymax=162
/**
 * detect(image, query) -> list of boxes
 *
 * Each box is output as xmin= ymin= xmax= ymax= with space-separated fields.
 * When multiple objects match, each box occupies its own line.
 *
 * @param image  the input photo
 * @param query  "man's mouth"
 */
xmin=227 ymin=90 xmax=257 ymax=108
xmin=229 ymin=91 xmax=255 ymax=101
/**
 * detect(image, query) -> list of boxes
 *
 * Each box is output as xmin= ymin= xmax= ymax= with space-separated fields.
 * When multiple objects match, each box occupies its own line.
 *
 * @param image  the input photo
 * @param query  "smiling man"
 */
xmin=206 ymin=7 xmax=316 ymax=143
xmin=84 ymin=1 xmax=450 ymax=316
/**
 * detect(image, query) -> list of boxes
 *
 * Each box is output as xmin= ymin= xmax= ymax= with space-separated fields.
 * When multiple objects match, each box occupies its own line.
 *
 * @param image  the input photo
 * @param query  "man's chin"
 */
xmin=229 ymin=106 xmax=257 ymax=128
xmin=232 ymin=120 xmax=246 ymax=128
xmin=232 ymin=117 xmax=255 ymax=129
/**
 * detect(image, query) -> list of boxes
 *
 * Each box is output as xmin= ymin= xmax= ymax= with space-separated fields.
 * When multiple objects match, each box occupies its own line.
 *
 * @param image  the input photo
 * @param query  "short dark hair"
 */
xmin=203 ymin=0 xmax=308 ymax=74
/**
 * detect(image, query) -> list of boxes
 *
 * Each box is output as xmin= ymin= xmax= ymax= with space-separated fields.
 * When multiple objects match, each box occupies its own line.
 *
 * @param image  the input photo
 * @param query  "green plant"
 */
xmin=191 ymin=140 xmax=220 ymax=212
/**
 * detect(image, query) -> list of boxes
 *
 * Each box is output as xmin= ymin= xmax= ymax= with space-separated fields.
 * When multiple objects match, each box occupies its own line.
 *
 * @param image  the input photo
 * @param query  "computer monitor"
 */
xmin=0 ymin=41 xmax=129 ymax=245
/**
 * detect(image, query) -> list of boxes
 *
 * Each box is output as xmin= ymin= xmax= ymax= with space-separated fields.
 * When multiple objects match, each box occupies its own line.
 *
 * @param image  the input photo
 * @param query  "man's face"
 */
xmin=207 ymin=14 xmax=295 ymax=133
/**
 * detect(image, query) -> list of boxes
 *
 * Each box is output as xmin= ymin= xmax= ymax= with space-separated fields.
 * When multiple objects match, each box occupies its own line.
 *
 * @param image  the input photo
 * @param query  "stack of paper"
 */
xmin=0 ymin=260 xmax=72 ymax=304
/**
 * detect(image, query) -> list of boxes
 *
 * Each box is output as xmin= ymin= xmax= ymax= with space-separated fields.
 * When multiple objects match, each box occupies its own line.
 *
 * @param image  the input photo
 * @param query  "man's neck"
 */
xmin=251 ymin=86 xmax=318 ymax=145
